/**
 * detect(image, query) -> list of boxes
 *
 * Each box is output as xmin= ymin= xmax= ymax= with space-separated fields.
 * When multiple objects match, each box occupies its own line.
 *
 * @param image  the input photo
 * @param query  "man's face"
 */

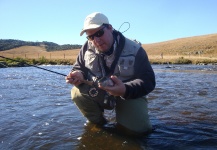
xmin=86 ymin=25 xmax=114 ymax=52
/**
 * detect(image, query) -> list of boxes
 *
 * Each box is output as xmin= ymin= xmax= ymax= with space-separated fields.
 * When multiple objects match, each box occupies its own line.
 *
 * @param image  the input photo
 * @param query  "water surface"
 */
xmin=0 ymin=65 xmax=217 ymax=149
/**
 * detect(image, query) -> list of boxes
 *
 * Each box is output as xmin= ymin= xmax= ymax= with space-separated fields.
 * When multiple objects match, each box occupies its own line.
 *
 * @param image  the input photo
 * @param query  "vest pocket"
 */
xmin=118 ymin=56 xmax=135 ymax=77
xmin=84 ymin=52 xmax=98 ymax=72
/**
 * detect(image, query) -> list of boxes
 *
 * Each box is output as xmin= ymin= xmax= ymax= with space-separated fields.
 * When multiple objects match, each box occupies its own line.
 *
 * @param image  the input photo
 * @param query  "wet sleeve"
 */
xmin=123 ymin=47 xmax=156 ymax=99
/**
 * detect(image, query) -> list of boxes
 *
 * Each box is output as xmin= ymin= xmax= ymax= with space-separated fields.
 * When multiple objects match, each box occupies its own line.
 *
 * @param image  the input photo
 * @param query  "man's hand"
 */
xmin=98 ymin=75 xmax=126 ymax=97
xmin=65 ymin=71 xmax=84 ymax=86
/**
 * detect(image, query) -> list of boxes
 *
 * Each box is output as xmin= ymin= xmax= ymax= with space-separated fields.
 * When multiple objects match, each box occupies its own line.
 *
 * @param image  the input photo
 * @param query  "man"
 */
xmin=66 ymin=12 xmax=155 ymax=136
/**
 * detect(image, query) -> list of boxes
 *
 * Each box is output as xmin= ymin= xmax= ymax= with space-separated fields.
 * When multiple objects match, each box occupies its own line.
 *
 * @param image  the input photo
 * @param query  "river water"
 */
xmin=0 ymin=65 xmax=217 ymax=150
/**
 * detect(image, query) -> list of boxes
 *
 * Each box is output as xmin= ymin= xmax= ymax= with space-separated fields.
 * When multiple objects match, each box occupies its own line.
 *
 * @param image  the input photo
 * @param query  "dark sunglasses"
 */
xmin=86 ymin=26 xmax=106 ymax=41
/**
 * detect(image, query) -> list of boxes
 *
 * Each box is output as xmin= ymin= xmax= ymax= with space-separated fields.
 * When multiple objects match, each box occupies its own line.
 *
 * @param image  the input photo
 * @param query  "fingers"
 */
xmin=98 ymin=75 xmax=118 ymax=88
xmin=66 ymin=77 xmax=81 ymax=86
xmin=65 ymin=76 xmax=74 ymax=83
xmin=65 ymin=71 xmax=83 ymax=86
xmin=110 ymin=75 xmax=120 ymax=84
xmin=98 ymin=75 xmax=126 ymax=97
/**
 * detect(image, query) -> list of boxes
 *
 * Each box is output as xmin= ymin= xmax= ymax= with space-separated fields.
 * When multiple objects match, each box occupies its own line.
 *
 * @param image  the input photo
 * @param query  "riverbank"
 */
xmin=148 ymin=55 xmax=217 ymax=65
xmin=0 ymin=57 xmax=74 ymax=68
xmin=0 ymin=56 xmax=217 ymax=68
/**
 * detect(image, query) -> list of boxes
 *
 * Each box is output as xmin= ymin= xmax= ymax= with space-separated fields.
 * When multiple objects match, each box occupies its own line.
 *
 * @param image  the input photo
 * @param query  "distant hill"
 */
xmin=1 ymin=33 xmax=217 ymax=60
xmin=143 ymin=33 xmax=217 ymax=57
xmin=0 ymin=39 xmax=82 ymax=51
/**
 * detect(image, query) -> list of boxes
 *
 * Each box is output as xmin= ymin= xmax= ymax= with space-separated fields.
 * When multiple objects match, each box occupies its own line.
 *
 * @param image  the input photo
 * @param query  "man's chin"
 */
xmin=97 ymin=47 xmax=108 ymax=53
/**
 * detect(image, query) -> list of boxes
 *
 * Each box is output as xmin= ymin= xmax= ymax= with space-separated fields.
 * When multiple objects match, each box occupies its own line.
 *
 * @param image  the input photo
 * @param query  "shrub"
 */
xmin=174 ymin=57 xmax=192 ymax=64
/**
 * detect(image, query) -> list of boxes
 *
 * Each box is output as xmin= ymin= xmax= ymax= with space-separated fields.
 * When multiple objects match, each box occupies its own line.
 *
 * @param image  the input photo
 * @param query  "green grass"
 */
xmin=0 ymin=57 xmax=74 ymax=68
xmin=149 ymin=57 xmax=217 ymax=65
xmin=0 ymin=56 xmax=217 ymax=68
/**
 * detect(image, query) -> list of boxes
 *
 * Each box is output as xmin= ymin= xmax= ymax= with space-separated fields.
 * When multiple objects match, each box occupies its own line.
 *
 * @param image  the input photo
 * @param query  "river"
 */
xmin=0 ymin=65 xmax=217 ymax=150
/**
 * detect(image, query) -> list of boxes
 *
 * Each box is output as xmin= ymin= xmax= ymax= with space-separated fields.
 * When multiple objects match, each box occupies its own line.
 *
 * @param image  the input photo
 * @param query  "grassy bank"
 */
xmin=1 ymin=55 xmax=217 ymax=68
xmin=0 ymin=57 xmax=75 ymax=68
xmin=149 ymin=55 xmax=217 ymax=65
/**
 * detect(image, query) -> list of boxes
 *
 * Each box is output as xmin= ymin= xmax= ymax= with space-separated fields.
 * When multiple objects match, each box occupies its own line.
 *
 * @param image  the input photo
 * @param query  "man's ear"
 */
xmin=107 ymin=24 xmax=113 ymax=30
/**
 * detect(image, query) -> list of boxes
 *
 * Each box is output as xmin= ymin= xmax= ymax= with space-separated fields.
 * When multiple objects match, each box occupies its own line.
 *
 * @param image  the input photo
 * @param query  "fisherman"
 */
xmin=65 ymin=12 xmax=156 ymax=136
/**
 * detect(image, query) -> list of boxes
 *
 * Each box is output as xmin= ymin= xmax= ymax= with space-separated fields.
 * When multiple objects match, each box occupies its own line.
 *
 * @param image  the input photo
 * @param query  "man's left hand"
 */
xmin=98 ymin=75 xmax=126 ymax=97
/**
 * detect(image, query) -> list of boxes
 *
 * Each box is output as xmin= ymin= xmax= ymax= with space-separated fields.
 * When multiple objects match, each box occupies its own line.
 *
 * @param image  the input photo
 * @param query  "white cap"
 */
xmin=80 ymin=12 xmax=109 ymax=36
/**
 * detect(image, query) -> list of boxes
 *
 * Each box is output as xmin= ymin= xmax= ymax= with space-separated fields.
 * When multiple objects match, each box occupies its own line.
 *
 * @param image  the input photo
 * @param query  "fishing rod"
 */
xmin=0 ymin=55 xmax=67 ymax=77
xmin=0 ymin=55 xmax=95 ymax=85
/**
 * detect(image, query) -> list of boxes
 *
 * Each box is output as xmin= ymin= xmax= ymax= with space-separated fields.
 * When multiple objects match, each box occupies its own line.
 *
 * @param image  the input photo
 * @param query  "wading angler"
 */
xmin=65 ymin=12 xmax=156 ymax=136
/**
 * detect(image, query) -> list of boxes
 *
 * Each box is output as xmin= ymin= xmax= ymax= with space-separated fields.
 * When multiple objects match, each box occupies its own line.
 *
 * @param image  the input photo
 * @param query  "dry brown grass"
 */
xmin=0 ymin=33 xmax=217 ymax=64
xmin=0 ymin=46 xmax=80 ymax=61
xmin=143 ymin=33 xmax=217 ymax=62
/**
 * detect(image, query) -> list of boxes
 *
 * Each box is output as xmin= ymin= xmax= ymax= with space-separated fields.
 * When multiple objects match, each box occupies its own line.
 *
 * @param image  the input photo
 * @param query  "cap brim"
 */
xmin=80 ymin=30 xmax=86 ymax=36
xmin=80 ymin=24 xmax=102 ymax=36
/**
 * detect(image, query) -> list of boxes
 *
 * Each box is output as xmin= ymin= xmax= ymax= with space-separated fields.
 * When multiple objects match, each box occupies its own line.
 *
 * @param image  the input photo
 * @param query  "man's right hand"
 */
xmin=65 ymin=71 xmax=84 ymax=86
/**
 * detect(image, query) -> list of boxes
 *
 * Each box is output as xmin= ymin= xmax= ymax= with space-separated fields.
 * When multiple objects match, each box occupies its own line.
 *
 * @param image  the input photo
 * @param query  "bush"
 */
xmin=174 ymin=57 xmax=192 ymax=64
xmin=38 ymin=56 xmax=48 ymax=64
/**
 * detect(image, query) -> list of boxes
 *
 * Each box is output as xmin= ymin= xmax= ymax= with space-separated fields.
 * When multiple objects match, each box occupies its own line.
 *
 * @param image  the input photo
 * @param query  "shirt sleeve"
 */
xmin=122 ymin=47 xmax=156 ymax=99
xmin=71 ymin=42 xmax=89 ymax=79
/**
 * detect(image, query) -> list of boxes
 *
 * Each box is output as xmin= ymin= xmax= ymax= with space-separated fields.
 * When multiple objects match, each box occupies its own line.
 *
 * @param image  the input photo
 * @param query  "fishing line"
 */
xmin=118 ymin=22 xmax=130 ymax=33
xmin=0 ymin=56 xmax=67 ymax=76
xmin=0 ymin=56 xmax=96 ymax=86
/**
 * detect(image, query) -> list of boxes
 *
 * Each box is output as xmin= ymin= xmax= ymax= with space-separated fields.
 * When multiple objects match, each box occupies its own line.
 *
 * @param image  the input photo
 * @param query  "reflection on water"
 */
xmin=0 ymin=65 xmax=217 ymax=149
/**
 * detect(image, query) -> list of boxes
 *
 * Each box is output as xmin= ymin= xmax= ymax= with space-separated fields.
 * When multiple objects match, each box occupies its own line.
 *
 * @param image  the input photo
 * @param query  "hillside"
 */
xmin=0 ymin=46 xmax=80 ymax=60
xmin=143 ymin=33 xmax=217 ymax=57
xmin=0 ymin=39 xmax=82 ymax=51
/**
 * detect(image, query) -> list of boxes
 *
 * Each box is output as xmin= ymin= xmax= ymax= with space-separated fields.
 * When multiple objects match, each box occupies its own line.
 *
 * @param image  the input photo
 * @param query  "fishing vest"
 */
xmin=84 ymin=37 xmax=141 ymax=81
